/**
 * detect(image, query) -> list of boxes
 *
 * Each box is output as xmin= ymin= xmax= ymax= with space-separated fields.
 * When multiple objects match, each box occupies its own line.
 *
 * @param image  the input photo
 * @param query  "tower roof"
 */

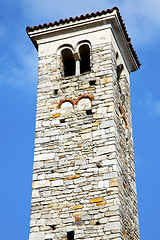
xmin=26 ymin=7 xmax=140 ymax=69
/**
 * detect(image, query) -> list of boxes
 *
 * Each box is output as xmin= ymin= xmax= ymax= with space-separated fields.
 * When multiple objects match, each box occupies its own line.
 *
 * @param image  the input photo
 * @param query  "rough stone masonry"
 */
xmin=27 ymin=7 xmax=140 ymax=240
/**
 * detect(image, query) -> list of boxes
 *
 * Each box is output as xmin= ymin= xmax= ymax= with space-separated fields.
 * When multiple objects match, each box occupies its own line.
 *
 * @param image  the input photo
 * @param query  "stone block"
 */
xmin=93 ymin=113 xmax=103 ymax=119
xmin=81 ymin=132 xmax=92 ymax=140
xmin=35 ymin=137 xmax=50 ymax=144
xmin=34 ymin=153 xmax=55 ymax=161
xmin=51 ymin=180 xmax=63 ymax=186
xmin=51 ymin=113 xmax=60 ymax=118
xmin=45 ymin=233 xmax=55 ymax=239
xmin=73 ymin=211 xmax=84 ymax=217
xmin=80 ymin=128 xmax=92 ymax=134
xmin=36 ymin=121 xmax=41 ymax=128
xmin=97 ymin=145 xmax=116 ymax=156
xmin=73 ymin=205 xmax=84 ymax=210
xmin=89 ymin=220 xmax=97 ymax=225
xmin=32 ymin=190 xmax=40 ymax=198
xmin=51 ymin=119 xmax=59 ymax=125
xmin=98 ymin=180 xmax=109 ymax=188
xmin=45 ymin=130 xmax=60 ymax=136
xmin=82 ymin=184 xmax=92 ymax=191
xmin=96 ymin=202 xmax=106 ymax=206
xmin=97 ymin=107 xmax=107 ymax=113
xmin=104 ymin=222 xmax=121 ymax=231
xmin=75 ymin=217 xmax=81 ymax=222
xmin=103 ymin=172 xmax=117 ymax=179
xmin=34 ymin=180 xmax=50 ymax=189
xmin=110 ymin=178 xmax=118 ymax=187
xmin=102 ymin=159 xmax=116 ymax=166
xmin=90 ymin=197 xmax=103 ymax=203
xmin=93 ymin=129 xmax=105 ymax=137
xmin=29 ymin=232 xmax=44 ymax=240
xmin=100 ymin=119 xmax=114 ymax=129
xmin=49 ymin=178 xmax=56 ymax=181
xmin=38 ymin=173 xmax=45 ymax=180
xmin=33 ymin=162 xmax=44 ymax=169
xmin=68 ymin=174 xmax=81 ymax=180
xmin=37 ymin=219 xmax=45 ymax=226
xmin=92 ymin=121 xmax=100 ymax=127
xmin=42 ymin=121 xmax=50 ymax=127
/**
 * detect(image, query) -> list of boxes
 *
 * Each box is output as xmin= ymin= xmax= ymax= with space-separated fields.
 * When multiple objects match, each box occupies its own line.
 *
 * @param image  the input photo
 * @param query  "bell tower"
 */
xmin=27 ymin=7 xmax=140 ymax=240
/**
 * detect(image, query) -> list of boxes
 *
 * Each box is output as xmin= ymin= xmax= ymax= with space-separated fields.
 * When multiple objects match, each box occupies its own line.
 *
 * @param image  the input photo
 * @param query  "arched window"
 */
xmin=79 ymin=44 xmax=91 ymax=74
xmin=61 ymin=49 xmax=75 ymax=77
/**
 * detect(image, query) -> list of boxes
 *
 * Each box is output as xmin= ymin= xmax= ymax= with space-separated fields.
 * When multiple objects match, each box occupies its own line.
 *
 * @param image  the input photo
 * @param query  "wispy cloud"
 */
xmin=0 ymin=40 xmax=38 ymax=92
xmin=145 ymin=93 xmax=160 ymax=116
xmin=135 ymin=92 xmax=160 ymax=117
xmin=120 ymin=0 xmax=160 ymax=45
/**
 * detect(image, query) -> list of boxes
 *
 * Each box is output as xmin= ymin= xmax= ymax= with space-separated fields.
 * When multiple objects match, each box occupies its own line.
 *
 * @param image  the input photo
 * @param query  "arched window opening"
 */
xmin=61 ymin=49 xmax=75 ymax=77
xmin=79 ymin=44 xmax=91 ymax=74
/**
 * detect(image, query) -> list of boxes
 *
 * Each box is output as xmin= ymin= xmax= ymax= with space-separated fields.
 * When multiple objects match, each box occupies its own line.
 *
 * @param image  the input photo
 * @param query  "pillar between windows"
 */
xmin=73 ymin=53 xmax=81 ymax=75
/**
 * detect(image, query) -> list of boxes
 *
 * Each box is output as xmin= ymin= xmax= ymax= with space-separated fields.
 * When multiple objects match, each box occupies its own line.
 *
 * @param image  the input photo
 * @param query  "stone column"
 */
xmin=73 ymin=52 xmax=81 ymax=75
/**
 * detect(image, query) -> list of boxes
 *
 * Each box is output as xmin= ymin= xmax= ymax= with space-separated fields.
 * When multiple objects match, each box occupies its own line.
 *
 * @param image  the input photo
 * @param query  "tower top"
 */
xmin=26 ymin=7 xmax=140 ymax=71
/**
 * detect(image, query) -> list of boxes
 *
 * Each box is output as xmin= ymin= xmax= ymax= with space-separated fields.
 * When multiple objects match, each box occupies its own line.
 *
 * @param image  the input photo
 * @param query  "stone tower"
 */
xmin=27 ymin=7 xmax=140 ymax=240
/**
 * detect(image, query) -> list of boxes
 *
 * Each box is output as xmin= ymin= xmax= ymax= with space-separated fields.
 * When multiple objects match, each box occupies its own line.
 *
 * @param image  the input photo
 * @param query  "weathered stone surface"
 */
xmin=51 ymin=180 xmax=63 ymax=186
xmin=32 ymin=190 xmax=40 ymax=198
xmin=100 ymin=119 xmax=115 ymax=129
xmin=104 ymin=222 xmax=121 ymax=231
xmin=90 ymin=197 xmax=103 ymax=203
xmin=72 ymin=205 xmax=84 ymax=210
xmin=34 ymin=153 xmax=55 ymax=161
xmin=51 ymin=113 xmax=60 ymax=118
xmin=96 ymin=202 xmax=106 ymax=206
xmin=68 ymin=174 xmax=81 ymax=180
xmin=98 ymin=180 xmax=109 ymax=188
xmin=110 ymin=178 xmax=118 ymax=187
xmin=97 ymin=145 xmax=116 ymax=156
xmin=29 ymin=232 xmax=44 ymax=240
xmin=34 ymin=180 xmax=50 ymax=189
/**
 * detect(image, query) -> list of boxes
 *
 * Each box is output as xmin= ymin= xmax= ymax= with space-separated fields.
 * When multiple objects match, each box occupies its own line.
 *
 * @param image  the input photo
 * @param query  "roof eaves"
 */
xmin=26 ymin=7 xmax=140 ymax=68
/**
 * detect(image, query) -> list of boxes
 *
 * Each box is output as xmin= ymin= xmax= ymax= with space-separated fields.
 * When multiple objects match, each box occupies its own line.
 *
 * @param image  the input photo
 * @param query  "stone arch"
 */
xmin=57 ymin=44 xmax=74 ymax=56
xmin=60 ymin=100 xmax=74 ymax=118
xmin=61 ymin=49 xmax=75 ymax=77
xmin=76 ymin=95 xmax=93 ymax=111
xmin=76 ymin=40 xmax=92 ymax=53
xmin=75 ymin=94 xmax=94 ymax=105
xmin=57 ymin=44 xmax=75 ymax=77
xmin=57 ymin=99 xmax=75 ymax=109
xmin=76 ymin=40 xmax=92 ymax=74
xmin=61 ymin=101 xmax=73 ymax=110
xmin=61 ymin=101 xmax=74 ymax=109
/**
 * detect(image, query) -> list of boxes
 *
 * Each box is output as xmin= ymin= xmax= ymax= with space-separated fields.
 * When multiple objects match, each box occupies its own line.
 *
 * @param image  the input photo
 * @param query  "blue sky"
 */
xmin=0 ymin=0 xmax=160 ymax=239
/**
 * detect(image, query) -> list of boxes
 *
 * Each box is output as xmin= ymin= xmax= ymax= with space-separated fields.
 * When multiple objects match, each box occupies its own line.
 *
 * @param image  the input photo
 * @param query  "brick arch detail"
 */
xmin=57 ymin=99 xmax=75 ymax=109
xmin=75 ymin=94 xmax=94 ymax=105
xmin=57 ymin=95 xmax=94 ymax=109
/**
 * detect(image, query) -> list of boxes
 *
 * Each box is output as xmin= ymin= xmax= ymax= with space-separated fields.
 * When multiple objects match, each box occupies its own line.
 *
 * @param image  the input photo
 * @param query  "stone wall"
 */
xmin=114 ymin=71 xmax=140 ymax=240
xmin=29 ymin=41 xmax=139 ymax=240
